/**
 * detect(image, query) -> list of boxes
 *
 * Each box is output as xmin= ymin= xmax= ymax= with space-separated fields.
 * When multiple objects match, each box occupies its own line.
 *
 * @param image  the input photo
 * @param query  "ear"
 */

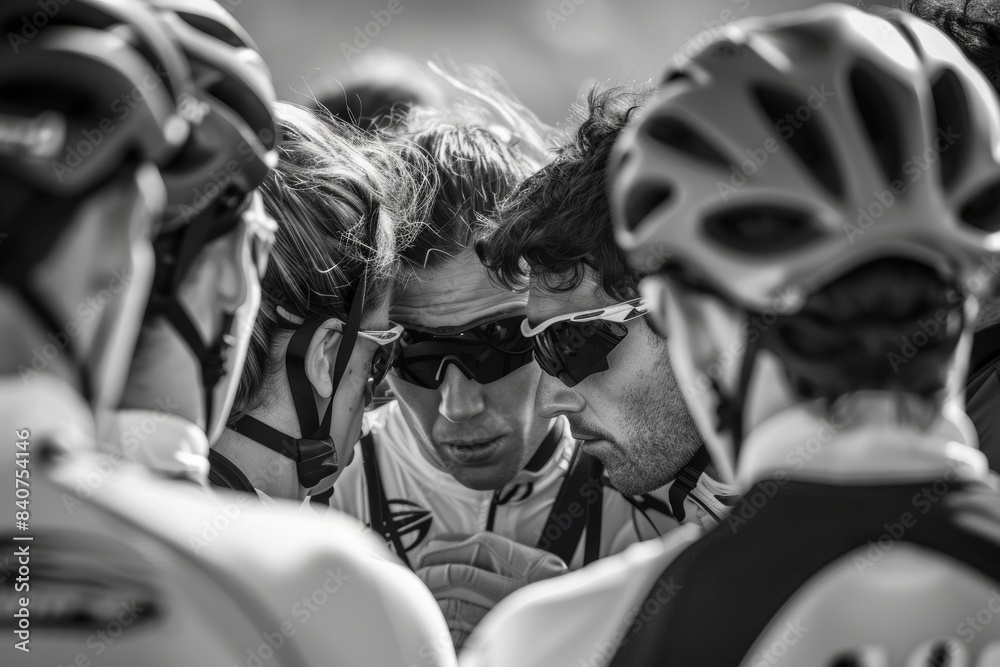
xmin=304 ymin=319 xmax=343 ymax=399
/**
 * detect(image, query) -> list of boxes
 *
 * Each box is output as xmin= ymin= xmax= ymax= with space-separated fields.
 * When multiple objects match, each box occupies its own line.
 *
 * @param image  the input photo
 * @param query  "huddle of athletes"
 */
xmin=4 ymin=0 xmax=1000 ymax=665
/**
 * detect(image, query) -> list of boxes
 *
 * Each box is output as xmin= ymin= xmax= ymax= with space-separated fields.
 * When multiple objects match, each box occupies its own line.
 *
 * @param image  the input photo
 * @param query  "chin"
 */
xmin=453 ymin=465 xmax=518 ymax=492
xmin=606 ymin=460 xmax=663 ymax=497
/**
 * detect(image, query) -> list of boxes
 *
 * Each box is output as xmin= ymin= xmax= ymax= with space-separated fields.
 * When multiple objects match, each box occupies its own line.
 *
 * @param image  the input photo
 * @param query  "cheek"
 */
xmin=330 ymin=359 xmax=368 ymax=450
xmin=387 ymin=376 xmax=442 ymax=433
xmin=481 ymin=364 xmax=545 ymax=425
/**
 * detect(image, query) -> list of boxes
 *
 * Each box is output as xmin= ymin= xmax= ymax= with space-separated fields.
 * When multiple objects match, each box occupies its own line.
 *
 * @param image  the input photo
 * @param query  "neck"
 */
xmin=214 ymin=352 xmax=313 ymax=501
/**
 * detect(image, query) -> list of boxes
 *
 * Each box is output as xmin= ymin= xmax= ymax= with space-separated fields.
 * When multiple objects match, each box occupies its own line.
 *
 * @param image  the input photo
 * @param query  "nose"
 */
xmin=438 ymin=364 xmax=486 ymax=423
xmin=534 ymin=371 xmax=585 ymax=420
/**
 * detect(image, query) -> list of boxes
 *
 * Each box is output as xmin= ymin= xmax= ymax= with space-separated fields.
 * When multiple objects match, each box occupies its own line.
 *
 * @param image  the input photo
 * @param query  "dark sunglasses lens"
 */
xmin=535 ymin=320 xmax=628 ymax=387
xmin=393 ymin=322 xmax=534 ymax=388
xmin=371 ymin=340 xmax=401 ymax=386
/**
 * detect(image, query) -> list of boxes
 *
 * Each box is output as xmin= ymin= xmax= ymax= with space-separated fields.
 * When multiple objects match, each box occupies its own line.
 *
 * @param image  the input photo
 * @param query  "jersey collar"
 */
xmin=736 ymin=392 xmax=988 ymax=492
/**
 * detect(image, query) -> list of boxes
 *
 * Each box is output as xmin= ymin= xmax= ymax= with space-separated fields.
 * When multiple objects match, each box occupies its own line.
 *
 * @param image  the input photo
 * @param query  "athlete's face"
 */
xmin=528 ymin=268 xmax=703 ymax=495
xmin=388 ymin=249 xmax=554 ymax=491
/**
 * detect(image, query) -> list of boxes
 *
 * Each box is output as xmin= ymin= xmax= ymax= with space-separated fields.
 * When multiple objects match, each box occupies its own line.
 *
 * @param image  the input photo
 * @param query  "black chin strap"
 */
xmin=667 ymin=445 xmax=713 ymax=523
xmin=231 ymin=279 xmax=367 ymax=491
xmin=712 ymin=320 xmax=762 ymax=477
xmin=148 ymin=295 xmax=231 ymax=424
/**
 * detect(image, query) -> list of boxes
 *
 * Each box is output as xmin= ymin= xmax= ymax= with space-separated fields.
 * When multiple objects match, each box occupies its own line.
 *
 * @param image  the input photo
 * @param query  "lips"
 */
xmin=443 ymin=435 xmax=505 ymax=465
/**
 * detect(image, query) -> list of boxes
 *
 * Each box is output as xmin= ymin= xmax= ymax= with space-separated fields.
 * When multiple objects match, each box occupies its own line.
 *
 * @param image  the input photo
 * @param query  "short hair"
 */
xmin=477 ymin=83 xmax=654 ymax=301
xmin=232 ymin=102 xmax=430 ymax=417
xmin=898 ymin=0 xmax=1000 ymax=94
xmin=393 ymin=68 xmax=550 ymax=272
xmin=765 ymin=258 xmax=963 ymax=401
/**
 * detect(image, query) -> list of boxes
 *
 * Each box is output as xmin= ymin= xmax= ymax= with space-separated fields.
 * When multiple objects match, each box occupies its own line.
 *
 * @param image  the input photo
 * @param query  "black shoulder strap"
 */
xmin=537 ymin=445 xmax=605 ymax=566
xmin=584 ymin=456 xmax=604 ymax=565
xmin=668 ymin=445 xmax=712 ymax=522
xmin=360 ymin=433 xmax=412 ymax=569
xmin=207 ymin=449 xmax=257 ymax=494
xmin=970 ymin=321 xmax=1000 ymax=380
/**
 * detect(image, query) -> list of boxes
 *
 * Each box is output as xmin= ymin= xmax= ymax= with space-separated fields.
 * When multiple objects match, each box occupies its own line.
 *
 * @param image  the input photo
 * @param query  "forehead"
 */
xmin=526 ymin=268 xmax=617 ymax=326
xmin=391 ymin=249 xmax=528 ymax=329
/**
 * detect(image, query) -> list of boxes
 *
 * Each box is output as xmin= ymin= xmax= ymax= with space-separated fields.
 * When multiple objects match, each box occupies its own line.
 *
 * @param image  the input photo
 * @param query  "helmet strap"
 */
xmin=230 ymin=277 xmax=367 ymax=491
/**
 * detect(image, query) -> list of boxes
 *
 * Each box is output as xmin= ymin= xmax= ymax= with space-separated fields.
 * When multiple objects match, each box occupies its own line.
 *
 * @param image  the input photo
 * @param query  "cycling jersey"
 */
xmin=330 ymin=401 xmax=732 ymax=570
xmin=0 ymin=376 xmax=457 ymax=667
xmin=461 ymin=397 xmax=1000 ymax=667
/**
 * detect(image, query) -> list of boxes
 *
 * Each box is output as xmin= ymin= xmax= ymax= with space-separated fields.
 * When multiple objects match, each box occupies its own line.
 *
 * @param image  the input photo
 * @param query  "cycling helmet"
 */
xmin=0 ymin=0 xmax=190 ymax=407
xmin=139 ymin=0 xmax=279 ymax=443
xmin=612 ymin=3 xmax=1000 ymax=312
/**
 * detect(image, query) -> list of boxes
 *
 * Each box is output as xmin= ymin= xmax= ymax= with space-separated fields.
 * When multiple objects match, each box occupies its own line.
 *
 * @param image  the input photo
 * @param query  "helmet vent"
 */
xmin=849 ymin=63 xmax=906 ymax=186
xmin=753 ymin=84 xmax=844 ymax=199
xmin=644 ymin=115 xmax=729 ymax=167
xmin=624 ymin=182 xmax=673 ymax=232
xmin=961 ymin=179 xmax=1000 ymax=233
xmin=704 ymin=205 xmax=820 ymax=253
xmin=661 ymin=70 xmax=690 ymax=86
xmin=176 ymin=12 xmax=247 ymax=48
xmin=930 ymin=68 xmax=970 ymax=190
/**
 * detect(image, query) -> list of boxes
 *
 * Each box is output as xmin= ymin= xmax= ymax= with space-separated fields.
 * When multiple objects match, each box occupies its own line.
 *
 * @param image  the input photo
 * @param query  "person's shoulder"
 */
xmin=460 ymin=524 xmax=704 ymax=667
xmin=91 ymin=467 xmax=456 ymax=665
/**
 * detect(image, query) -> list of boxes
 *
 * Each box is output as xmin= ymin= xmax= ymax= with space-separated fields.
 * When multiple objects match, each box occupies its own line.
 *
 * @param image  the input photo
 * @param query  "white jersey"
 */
xmin=0 ymin=375 xmax=456 ymax=667
xmin=331 ymin=401 xmax=732 ymax=570
xmin=459 ymin=401 xmax=997 ymax=667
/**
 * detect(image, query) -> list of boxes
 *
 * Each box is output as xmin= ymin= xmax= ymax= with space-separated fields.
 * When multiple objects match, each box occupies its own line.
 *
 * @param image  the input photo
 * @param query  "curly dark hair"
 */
xmin=477 ymin=83 xmax=654 ymax=301
xmin=899 ymin=0 xmax=1000 ymax=94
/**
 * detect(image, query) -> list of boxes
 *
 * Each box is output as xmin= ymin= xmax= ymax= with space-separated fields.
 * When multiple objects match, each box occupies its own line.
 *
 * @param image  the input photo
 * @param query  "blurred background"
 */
xmin=228 ymin=0 xmax=844 ymax=128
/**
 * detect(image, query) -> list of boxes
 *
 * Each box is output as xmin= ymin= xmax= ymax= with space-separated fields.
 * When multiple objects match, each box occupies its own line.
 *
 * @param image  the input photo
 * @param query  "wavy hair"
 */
xmin=392 ymin=63 xmax=552 ymax=273
xmin=477 ymin=82 xmax=654 ymax=301
xmin=231 ymin=102 xmax=431 ymax=417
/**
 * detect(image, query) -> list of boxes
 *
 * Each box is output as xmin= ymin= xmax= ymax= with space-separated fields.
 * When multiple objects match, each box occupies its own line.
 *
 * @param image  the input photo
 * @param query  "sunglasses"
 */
xmin=239 ymin=191 xmax=278 ymax=281
xmin=392 ymin=316 xmax=535 ymax=389
xmin=520 ymin=298 xmax=648 ymax=388
xmin=276 ymin=306 xmax=403 ymax=386
xmin=360 ymin=323 xmax=404 ymax=386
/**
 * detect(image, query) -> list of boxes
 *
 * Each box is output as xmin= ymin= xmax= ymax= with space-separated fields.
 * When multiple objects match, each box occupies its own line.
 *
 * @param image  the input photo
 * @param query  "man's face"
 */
xmin=527 ymin=268 xmax=702 ymax=495
xmin=388 ymin=249 xmax=553 ymax=491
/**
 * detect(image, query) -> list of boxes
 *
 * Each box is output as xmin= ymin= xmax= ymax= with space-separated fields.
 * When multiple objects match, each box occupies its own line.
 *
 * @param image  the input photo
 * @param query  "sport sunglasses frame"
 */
xmin=520 ymin=298 xmax=649 ymax=387
xmin=391 ymin=316 xmax=534 ymax=389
